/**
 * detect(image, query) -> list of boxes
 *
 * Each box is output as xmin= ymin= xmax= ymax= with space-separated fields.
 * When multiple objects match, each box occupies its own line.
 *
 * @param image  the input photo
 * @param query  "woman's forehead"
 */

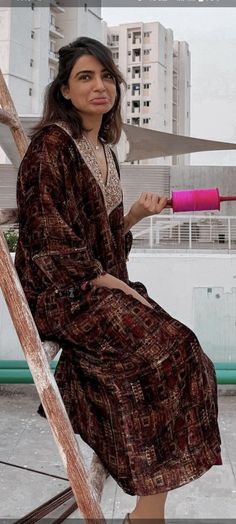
xmin=71 ymin=54 xmax=106 ymax=75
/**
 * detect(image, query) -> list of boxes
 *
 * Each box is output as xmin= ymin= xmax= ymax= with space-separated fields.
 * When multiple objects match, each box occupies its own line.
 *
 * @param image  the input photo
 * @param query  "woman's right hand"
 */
xmin=123 ymin=285 xmax=154 ymax=310
xmin=92 ymin=272 xmax=154 ymax=309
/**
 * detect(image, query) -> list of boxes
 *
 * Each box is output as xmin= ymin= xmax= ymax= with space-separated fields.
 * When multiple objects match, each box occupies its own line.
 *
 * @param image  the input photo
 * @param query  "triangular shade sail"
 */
xmin=1 ymin=117 xmax=236 ymax=166
xmin=123 ymin=123 xmax=236 ymax=162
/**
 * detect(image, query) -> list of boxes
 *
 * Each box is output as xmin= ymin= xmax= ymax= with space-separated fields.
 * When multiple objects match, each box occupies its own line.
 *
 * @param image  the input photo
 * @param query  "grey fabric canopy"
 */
xmin=123 ymin=123 xmax=236 ymax=162
xmin=1 ymin=116 xmax=236 ymax=167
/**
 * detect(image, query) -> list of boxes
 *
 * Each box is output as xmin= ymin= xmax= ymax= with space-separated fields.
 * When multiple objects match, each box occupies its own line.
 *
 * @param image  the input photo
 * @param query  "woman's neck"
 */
xmin=82 ymin=116 xmax=103 ymax=147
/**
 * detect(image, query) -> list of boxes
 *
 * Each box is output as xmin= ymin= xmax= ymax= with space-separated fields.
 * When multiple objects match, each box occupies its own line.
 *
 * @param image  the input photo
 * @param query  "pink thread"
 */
xmin=171 ymin=188 xmax=220 ymax=212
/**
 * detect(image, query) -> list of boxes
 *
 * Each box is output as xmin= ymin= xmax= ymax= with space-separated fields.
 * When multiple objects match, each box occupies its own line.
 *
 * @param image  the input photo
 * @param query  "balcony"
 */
xmin=132 ymin=90 xmax=140 ymax=98
xmin=131 ymin=117 xmax=140 ymax=126
xmin=131 ymin=107 xmax=140 ymax=115
xmin=49 ymin=51 xmax=59 ymax=64
xmin=132 ymin=68 xmax=141 ymax=80
xmin=49 ymin=24 xmax=64 ymax=39
xmin=133 ymin=38 xmax=141 ymax=46
xmin=131 ymin=84 xmax=140 ymax=97
xmin=50 ymin=0 xmax=65 ymax=12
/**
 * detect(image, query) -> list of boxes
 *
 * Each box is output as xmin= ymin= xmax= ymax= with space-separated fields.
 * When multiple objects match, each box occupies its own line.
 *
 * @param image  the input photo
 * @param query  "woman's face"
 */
xmin=61 ymin=54 xmax=117 ymax=118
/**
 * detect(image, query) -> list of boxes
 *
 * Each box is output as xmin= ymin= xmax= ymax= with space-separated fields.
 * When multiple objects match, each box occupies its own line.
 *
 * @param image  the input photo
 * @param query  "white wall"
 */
xmin=0 ymin=253 xmax=236 ymax=361
xmin=128 ymin=252 xmax=236 ymax=362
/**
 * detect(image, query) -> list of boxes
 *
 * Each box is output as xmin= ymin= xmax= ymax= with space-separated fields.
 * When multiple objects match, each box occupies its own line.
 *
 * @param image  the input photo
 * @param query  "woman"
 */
xmin=15 ymin=37 xmax=222 ymax=522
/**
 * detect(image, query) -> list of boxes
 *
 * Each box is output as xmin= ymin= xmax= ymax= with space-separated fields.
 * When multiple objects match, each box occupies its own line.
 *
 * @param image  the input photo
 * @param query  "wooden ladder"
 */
xmin=0 ymin=68 xmax=107 ymax=522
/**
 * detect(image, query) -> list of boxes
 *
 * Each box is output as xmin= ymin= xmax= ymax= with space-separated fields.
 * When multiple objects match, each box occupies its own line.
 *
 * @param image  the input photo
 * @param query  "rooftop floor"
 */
xmin=0 ymin=384 xmax=236 ymax=521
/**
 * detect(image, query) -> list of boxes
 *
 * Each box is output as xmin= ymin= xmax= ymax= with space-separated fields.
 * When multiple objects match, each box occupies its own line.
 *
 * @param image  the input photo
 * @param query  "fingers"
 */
xmin=138 ymin=192 xmax=168 ymax=214
xmin=156 ymin=195 xmax=168 ymax=213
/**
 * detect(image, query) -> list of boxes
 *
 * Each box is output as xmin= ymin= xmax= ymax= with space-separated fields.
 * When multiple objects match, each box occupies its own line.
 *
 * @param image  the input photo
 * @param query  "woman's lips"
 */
xmin=90 ymin=98 xmax=109 ymax=105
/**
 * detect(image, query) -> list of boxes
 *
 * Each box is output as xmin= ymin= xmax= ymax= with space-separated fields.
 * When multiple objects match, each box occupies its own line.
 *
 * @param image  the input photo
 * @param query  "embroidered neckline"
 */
xmin=51 ymin=121 xmax=123 ymax=216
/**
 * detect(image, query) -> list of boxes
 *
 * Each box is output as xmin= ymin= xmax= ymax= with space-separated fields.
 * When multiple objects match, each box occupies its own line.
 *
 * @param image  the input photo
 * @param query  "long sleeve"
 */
xmin=110 ymin=149 xmax=133 ymax=261
xmin=16 ymin=128 xmax=105 ymax=293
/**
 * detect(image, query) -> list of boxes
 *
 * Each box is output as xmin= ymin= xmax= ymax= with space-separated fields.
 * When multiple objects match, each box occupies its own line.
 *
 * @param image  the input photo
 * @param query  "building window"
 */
xmin=50 ymin=67 xmax=56 ymax=80
xmin=29 ymin=88 xmax=32 ymax=96
xmin=143 ymin=101 xmax=150 ymax=107
xmin=143 ymin=83 xmax=150 ymax=89
xmin=31 ymin=30 xmax=35 ymax=39
xmin=127 ymin=67 xmax=131 ymax=72
xmin=144 ymin=49 xmax=150 ymax=55
xmin=112 ymin=34 xmax=119 ymax=42
xmin=31 ymin=2 xmax=35 ymax=10
xmin=50 ymin=14 xmax=56 ymax=26
xmin=127 ymin=119 xmax=130 ymax=123
xmin=112 ymin=52 xmax=119 ymax=60
xmin=50 ymin=40 xmax=55 ymax=52
xmin=143 ymin=118 xmax=149 ymax=124
xmin=128 ymin=85 xmax=130 ymax=89
xmin=128 ymin=33 xmax=131 ymax=38
xmin=143 ymin=66 xmax=150 ymax=72
xmin=30 ymin=59 xmax=34 ymax=67
xmin=144 ymin=31 xmax=151 ymax=37
xmin=127 ymin=101 xmax=130 ymax=106
xmin=84 ymin=3 xmax=87 ymax=11
xmin=128 ymin=51 xmax=131 ymax=55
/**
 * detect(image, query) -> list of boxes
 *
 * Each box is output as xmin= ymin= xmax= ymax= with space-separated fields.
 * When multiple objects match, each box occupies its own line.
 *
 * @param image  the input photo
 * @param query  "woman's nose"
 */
xmin=93 ymin=76 xmax=106 ymax=91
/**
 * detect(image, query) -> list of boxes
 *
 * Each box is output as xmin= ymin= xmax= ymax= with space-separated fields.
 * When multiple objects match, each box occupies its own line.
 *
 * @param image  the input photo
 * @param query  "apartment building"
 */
xmin=107 ymin=22 xmax=191 ymax=165
xmin=0 ymin=2 xmax=103 ymax=113
xmin=0 ymin=2 xmax=103 ymax=162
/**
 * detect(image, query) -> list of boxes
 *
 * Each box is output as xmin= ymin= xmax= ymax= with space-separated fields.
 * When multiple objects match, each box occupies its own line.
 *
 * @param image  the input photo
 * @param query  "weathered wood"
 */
xmin=0 ymin=207 xmax=18 ymax=225
xmin=0 ymin=66 xmax=108 ymax=522
xmin=0 ymin=230 xmax=106 ymax=523
xmin=42 ymin=340 xmax=61 ymax=363
xmin=0 ymin=70 xmax=29 ymax=159
xmin=0 ymin=108 xmax=19 ymax=128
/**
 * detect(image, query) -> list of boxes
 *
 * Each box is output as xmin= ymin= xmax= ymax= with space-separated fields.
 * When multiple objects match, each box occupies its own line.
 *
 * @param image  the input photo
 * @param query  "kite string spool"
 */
xmin=173 ymin=188 xmax=220 ymax=212
xmin=166 ymin=188 xmax=236 ymax=213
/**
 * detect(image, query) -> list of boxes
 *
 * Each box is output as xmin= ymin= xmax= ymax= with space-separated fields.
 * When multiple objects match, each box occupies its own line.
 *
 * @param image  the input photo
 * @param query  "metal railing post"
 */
xmin=228 ymin=217 xmax=231 ymax=251
xmin=149 ymin=216 xmax=153 ymax=248
xmin=189 ymin=217 xmax=192 ymax=250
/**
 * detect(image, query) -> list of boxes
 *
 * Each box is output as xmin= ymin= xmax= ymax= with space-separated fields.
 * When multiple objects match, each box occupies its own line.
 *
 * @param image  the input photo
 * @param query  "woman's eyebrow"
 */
xmin=74 ymin=69 xmax=107 ymax=78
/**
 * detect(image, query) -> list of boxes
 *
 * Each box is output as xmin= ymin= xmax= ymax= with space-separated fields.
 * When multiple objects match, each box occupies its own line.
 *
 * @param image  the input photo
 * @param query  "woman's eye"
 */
xmin=103 ymin=73 xmax=114 ymax=80
xmin=79 ymin=74 xmax=90 ymax=80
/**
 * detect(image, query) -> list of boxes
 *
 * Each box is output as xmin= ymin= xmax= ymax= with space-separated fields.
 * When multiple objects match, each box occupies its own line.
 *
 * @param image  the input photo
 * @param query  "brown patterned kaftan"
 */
xmin=15 ymin=122 xmax=222 ymax=496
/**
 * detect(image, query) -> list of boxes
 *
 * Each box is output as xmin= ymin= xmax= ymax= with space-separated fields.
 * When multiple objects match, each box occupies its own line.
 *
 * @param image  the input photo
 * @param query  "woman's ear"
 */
xmin=60 ymin=85 xmax=70 ymax=100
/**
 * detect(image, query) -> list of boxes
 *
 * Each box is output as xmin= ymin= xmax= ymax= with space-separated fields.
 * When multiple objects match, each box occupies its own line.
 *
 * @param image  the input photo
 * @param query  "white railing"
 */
xmin=132 ymin=214 xmax=236 ymax=251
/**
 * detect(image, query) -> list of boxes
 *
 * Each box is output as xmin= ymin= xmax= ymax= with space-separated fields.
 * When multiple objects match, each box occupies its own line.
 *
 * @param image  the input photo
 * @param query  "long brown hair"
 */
xmin=30 ymin=37 xmax=126 ymax=144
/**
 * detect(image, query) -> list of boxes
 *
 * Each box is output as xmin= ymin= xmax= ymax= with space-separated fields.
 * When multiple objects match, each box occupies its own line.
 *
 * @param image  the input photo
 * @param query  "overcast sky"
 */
xmin=102 ymin=7 xmax=236 ymax=165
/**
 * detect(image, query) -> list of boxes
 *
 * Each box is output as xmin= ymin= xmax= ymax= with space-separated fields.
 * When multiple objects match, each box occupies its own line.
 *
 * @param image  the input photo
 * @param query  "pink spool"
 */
xmin=171 ymin=188 xmax=220 ymax=212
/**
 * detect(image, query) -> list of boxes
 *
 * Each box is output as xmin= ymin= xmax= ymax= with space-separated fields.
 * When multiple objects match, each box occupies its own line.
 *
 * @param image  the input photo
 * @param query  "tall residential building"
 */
xmin=0 ymin=3 xmax=103 ymax=114
xmin=172 ymin=41 xmax=191 ymax=165
xmin=107 ymin=22 xmax=191 ymax=165
xmin=0 ymin=2 xmax=103 ymax=162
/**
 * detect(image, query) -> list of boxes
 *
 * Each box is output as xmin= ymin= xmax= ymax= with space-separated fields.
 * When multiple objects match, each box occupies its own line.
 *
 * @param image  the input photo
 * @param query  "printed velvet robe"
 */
xmin=15 ymin=122 xmax=222 ymax=496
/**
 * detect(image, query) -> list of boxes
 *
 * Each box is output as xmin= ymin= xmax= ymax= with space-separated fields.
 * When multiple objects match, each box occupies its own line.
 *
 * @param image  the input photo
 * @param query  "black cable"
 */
xmin=0 ymin=459 xmax=69 ymax=481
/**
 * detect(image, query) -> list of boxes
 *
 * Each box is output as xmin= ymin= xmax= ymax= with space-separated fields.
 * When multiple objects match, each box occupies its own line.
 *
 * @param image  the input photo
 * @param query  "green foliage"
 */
xmin=4 ymin=228 xmax=19 ymax=252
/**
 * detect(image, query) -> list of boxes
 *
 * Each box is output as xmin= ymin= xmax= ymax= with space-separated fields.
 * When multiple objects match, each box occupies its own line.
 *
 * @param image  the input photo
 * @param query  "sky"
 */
xmin=101 ymin=7 xmax=236 ymax=165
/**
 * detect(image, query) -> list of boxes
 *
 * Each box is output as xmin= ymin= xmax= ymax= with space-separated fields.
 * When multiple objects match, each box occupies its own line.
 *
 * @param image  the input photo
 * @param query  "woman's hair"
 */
xmin=30 ymin=37 xmax=126 ymax=144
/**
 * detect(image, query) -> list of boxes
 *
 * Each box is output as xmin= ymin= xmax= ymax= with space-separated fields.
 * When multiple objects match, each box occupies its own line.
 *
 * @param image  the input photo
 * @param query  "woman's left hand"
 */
xmin=128 ymin=192 xmax=168 ymax=223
